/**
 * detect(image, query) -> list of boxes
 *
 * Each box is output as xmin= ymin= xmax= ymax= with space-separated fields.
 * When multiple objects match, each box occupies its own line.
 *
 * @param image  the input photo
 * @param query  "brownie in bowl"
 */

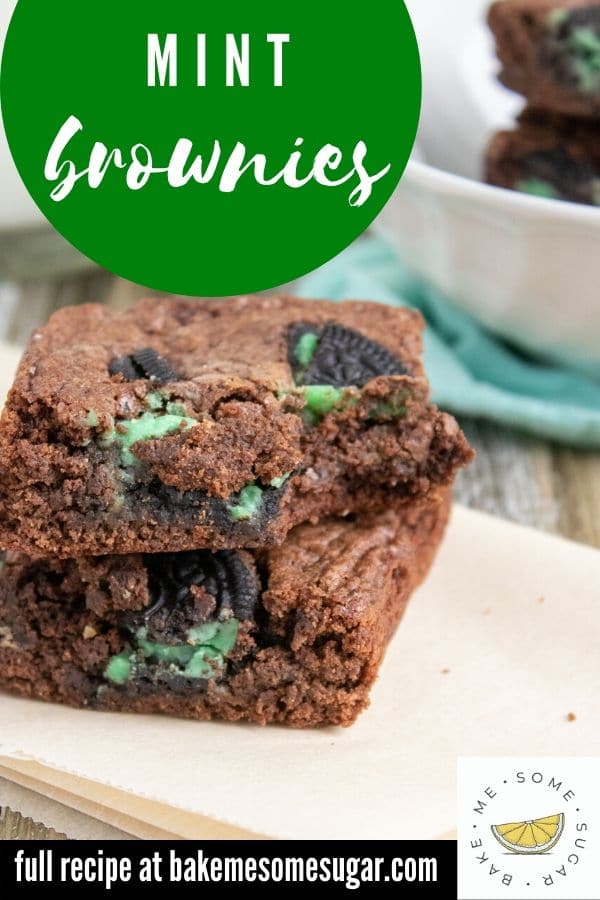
xmin=489 ymin=0 xmax=600 ymax=117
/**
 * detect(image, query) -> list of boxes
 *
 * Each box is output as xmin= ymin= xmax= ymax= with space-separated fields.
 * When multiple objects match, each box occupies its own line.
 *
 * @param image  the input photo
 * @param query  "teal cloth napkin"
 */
xmin=296 ymin=237 xmax=600 ymax=448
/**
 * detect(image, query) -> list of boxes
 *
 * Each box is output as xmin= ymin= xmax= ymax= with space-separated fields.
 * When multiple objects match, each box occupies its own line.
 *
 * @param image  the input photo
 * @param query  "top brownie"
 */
xmin=0 ymin=295 xmax=472 ymax=558
xmin=489 ymin=0 xmax=600 ymax=117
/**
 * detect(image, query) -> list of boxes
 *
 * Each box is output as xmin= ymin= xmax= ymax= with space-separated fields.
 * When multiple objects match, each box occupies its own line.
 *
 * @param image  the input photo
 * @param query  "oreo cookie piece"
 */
xmin=289 ymin=321 xmax=405 ymax=388
xmin=557 ymin=6 xmax=600 ymax=32
xmin=109 ymin=347 xmax=179 ymax=383
xmin=138 ymin=549 xmax=258 ymax=643
xmin=128 ymin=479 xmax=285 ymax=544
xmin=108 ymin=355 xmax=139 ymax=381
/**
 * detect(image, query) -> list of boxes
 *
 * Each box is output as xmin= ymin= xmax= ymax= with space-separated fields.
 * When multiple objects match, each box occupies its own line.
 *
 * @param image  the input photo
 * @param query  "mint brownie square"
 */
xmin=489 ymin=0 xmax=600 ymax=116
xmin=486 ymin=108 xmax=600 ymax=204
xmin=0 ymin=492 xmax=450 ymax=727
xmin=0 ymin=296 xmax=472 ymax=557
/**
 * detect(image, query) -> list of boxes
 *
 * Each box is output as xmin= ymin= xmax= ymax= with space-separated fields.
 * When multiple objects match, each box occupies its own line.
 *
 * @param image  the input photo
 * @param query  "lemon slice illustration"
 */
xmin=491 ymin=813 xmax=565 ymax=854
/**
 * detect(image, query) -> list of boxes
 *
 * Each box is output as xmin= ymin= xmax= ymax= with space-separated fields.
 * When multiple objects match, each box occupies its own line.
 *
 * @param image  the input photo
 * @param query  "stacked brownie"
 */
xmin=0 ymin=296 xmax=472 ymax=726
xmin=486 ymin=0 xmax=600 ymax=205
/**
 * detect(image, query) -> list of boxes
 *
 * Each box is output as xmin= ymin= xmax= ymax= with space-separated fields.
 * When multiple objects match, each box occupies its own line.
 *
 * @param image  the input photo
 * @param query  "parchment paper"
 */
xmin=0 ymin=342 xmax=597 ymax=839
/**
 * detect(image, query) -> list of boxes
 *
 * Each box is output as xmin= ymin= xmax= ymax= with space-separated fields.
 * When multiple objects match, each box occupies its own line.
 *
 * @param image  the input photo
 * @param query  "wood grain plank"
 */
xmin=0 ymin=806 xmax=66 ymax=840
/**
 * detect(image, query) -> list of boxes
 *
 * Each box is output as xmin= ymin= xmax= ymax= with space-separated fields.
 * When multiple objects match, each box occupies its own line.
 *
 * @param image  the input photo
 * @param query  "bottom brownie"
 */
xmin=0 ymin=493 xmax=450 ymax=728
xmin=486 ymin=110 xmax=600 ymax=206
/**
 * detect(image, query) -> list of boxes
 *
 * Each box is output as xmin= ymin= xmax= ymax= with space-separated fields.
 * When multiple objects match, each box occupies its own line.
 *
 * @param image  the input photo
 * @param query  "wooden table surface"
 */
xmin=1 ymin=267 xmax=599 ymax=840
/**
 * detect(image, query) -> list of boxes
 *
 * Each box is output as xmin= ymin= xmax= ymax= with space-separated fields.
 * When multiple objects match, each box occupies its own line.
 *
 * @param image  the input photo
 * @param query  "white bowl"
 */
xmin=0 ymin=0 xmax=43 ymax=230
xmin=378 ymin=0 xmax=600 ymax=377
xmin=0 ymin=0 xmax=91 ymax=278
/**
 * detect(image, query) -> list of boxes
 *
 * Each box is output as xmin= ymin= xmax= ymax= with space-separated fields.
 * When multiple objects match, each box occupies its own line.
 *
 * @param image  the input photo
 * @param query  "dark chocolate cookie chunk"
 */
xmin=289 ymin=321 xmax=405 ymax=388
xmin=140 ymin=549 xmax=258 ymax=643
xmin=127 ymin=480 xmax=286 ymax=546
xmin=108 ymin=355 xmax=139 ymax=381
xmin=106 ymin=549 xmax=258 ymax=690
xmin=109 ymin=347 xmax=179 ymax=383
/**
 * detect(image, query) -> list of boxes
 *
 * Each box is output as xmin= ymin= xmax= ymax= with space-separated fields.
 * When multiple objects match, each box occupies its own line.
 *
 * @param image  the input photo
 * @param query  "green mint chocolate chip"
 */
xmin=166 ymin=401 xmax=188 ymax=417
xmin=569 ymin=27 xmax=600 ymax=93
xmin=295 ymin=331 xmax=319 ymax=368
xmin=269 ymin=472 xmax=291 ymax=489
xmin=84 ymin=410 xmax=99 ymax=428
xmin=299 ymin=385 xmax=344 ymax=427
xmin=137 ymin=619 xmax=239 ymax=668
xmin=516 ymin=178 xmax=560 ymax=200
xmin=186 ymin=621 xmax=221 ymax=645
xmin=228 ymin=484 xmax=263 ymax=522
xmin=181 ymin=619 xmax=238 ymax=676
xmin=104 ymin=618 xmax=240 ymax=686
xmin=547 ymin=18 xmax=600 ymax=93
xmin=190 ymin=618 xmax=239 ymax=655
xmin=304 ymin=385 xmax=344 ymax=415
xmin=144 ymin=391 xmax=164 ymax=411
xmin=136 ymin=631 xmax=195 ymax=666
xmin=144 ymin=392 xmax=190 ymax=420
xmin=113 ymin=411 xmax=197 ymax=466
xmin=104 ymin=652 xmax=133 ymax=685
xmin=284 ymin=384 xmax=352 ymax=426
xmin=184 ymin=646 xmax=223 ymax=678
xmin=571 ymin=26 xmax=600 ymax=54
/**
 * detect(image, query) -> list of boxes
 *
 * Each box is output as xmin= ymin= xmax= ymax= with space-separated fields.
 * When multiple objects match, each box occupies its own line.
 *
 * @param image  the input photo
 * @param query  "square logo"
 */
xmin=457 ymin=758 xmax=600 ymax=900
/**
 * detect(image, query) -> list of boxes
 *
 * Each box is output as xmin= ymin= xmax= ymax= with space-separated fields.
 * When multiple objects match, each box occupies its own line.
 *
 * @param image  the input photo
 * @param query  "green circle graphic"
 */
xmin=1 ymin=0 xmax=420 ymax=295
